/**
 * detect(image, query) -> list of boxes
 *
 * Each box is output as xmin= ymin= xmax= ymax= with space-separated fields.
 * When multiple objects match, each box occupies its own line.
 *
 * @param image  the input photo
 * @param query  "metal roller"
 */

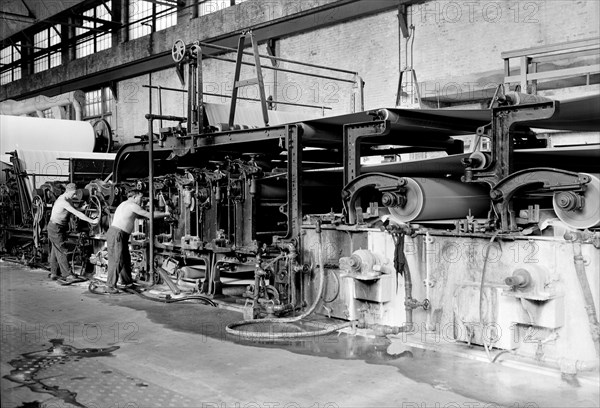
xmin=386 ymin=177 xmax=490 ymax=222
xmin=503 ymin=91 xmax=552 ymax=106
xmin=553 ymin=173 xmax=600 ymax=229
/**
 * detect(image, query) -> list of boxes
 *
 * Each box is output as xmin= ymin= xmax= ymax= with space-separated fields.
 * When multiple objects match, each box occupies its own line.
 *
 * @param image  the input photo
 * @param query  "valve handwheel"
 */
xmin=172 ymin=39 xmax=186 ymax=62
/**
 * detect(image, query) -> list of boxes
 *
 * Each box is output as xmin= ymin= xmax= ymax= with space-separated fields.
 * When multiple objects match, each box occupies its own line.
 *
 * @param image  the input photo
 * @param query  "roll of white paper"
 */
xmin=0 ymin=115 xmax=95 ymax=164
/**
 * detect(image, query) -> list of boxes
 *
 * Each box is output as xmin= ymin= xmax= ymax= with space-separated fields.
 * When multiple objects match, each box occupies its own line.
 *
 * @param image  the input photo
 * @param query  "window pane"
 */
xmin=156 ymin=3 xmax=177 ymax=32
xmin=0 ymin=42 xmax=21 ymax=84
xmin=85 ymin=89 xmax=102 ymax=117
xmin=76 ymin=1 xmax=112 ymax=58
xmin=33 ymin=29 xmax=48 ymax=73
xmin=96 ymin=3 xmax=112 ymax=51
xmin=49 ymin=26 xmax=62 ymax=68
xmin=103 ymin=87 xmax=113 ymax=113
xmin=198 ymin=0 xmax=230 ymax=17
xmin=129 ymin=0 xmax=153 ymax=40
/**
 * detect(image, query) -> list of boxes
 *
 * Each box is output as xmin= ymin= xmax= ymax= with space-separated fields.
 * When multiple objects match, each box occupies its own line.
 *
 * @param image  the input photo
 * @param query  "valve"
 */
xmin=172 ymin=39 xmax=186 ymax=62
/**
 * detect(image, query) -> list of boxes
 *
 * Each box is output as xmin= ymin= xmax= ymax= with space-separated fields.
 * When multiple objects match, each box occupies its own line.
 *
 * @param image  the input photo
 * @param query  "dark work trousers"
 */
xmin=106 ymin=226 xmax=133 ymax=288
xmin=48 ymin=222 xmax=70 ymax=277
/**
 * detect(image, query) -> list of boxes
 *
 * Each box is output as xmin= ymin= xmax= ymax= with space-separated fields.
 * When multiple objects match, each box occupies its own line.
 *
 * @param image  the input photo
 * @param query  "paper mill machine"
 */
xmin=85 ymin=34 xmax=599 ymax=375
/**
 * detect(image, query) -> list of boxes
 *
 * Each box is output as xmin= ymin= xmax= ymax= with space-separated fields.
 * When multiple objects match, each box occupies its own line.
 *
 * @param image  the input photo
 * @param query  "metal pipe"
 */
xmin=403 ymin=240 xmax=413 ymax=326
xmin=156 ymin=266 xmax=182 ymax=295
xmin=424 ymin=232 xmax=434 ymax=331
xmin=158 ymin=86 xmax=163 ymax=129
xmin=147 ymin=74 xmax=155 ymax=285
xmin=225 ymin=219 xmax=356 ymax=339
xmin=207 ymin=54 xmax=356 ymax=83
xmin=0 ymin=90 xmax=84 ymax=120
xmin=569 ymin=237 xmax=600 ymax=357
xmin=144 ymin=113 xmax=187 ymax=122
xmin=197 ymin=41 xmax=358 ymax=75
xmin=142 ymin=85 xmax=333 ymax=110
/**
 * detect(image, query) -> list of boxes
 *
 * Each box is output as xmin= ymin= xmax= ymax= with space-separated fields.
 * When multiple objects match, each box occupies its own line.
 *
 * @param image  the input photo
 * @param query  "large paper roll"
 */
xmin=0 ymin=115 xmax=95 ymax=164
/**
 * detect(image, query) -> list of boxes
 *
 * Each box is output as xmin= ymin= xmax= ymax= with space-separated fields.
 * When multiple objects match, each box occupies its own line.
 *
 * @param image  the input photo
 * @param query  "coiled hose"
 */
xmin=225 ymin=224 xmax=356 ymax=340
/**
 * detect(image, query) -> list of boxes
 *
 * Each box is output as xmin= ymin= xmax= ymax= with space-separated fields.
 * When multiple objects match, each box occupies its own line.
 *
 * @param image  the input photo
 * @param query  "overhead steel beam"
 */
xmin=77 ymin=14 xmax=123 ymax=29
xmin=0 ymin=11 xmax=36 ymax=24
xmin=143 ymin=0 xmax=183 ymax=7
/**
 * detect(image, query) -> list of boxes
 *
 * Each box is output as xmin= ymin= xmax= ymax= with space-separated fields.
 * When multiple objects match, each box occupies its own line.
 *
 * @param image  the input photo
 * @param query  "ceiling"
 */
xmin=0 ymin=0 xmax=87 ymax=42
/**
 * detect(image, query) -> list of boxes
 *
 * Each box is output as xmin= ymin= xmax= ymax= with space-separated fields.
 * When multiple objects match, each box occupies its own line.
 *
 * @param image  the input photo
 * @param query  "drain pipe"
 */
xmin=565 ymin=232 xmax=600 ymax=357
xmin=424 ymin=232 xmax=434 ymax=331
xmin=363 ymin=224 xmax=429 ymax=336
xmin=388 ymin=224 xmax=428 ymax=331
xmin=226 ymin=219 xmax=356 ymax=339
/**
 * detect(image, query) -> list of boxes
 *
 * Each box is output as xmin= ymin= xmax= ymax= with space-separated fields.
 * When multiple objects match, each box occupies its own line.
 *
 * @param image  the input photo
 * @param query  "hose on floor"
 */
xmin=226 ymin=221 xmax=357 ymax=340
xmin=88 ymin=280 xmax=217 ymax=307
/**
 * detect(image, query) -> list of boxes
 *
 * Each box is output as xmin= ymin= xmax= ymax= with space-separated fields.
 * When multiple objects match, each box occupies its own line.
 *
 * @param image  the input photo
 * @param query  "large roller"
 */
xmin=0 ymin=115 xmax=95 ymax=165
xmin=386 ymin=177 xmax=490 ymax=222
xmin=553 ymin=173 xmax=600 ymax=229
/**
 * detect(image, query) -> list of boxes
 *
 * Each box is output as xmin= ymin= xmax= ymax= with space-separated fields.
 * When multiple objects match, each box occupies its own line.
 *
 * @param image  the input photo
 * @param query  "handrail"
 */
xmin=502 ymin=38 xmax=600 ymax=94
xmin=198 ymin=41 xmax=359 ymax=76
xmin=501 ymin=38 xmax=600 ymax=60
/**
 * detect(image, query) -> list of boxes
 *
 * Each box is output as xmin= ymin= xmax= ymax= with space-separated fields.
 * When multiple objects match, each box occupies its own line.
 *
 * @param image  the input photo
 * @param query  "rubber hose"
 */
xmin=226 ymin=226 xmax=356 ymax=339
xmin=87 ymin=280 xmax=217 ymax=307
xmin=125 ymin=288 xmax=217 ymax=307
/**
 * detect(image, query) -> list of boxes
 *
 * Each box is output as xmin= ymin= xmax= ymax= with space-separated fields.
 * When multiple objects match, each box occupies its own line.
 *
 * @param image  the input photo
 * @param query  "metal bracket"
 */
xmin=466 ymin=100 xmax=557 ymax=188
xmin=491 ymin=168 xmax=591 ymax=231
xmin=342 ymin=173 xmax=406 ymax=225
xmin=342 ymin=120 xmax=390 ymax=186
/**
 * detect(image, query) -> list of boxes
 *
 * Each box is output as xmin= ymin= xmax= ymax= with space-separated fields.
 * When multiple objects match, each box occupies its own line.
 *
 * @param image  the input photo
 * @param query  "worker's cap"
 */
xmin=65 ymin=183 xmax=77 ymax=191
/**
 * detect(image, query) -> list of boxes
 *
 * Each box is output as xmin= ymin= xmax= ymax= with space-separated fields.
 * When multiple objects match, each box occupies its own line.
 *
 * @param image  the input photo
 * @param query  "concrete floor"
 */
xmin=1 ymin=262 xmax=598 ymax=408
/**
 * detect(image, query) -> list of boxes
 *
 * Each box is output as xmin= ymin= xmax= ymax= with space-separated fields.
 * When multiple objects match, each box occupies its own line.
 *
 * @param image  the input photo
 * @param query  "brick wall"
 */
xmin=112 ymin=0 xmax=598 ymax=143
xmin=407 ymin=0 xmax=600 ymax=102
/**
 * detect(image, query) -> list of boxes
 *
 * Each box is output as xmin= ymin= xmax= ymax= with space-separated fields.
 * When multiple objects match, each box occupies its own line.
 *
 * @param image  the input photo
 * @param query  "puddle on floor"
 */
xmin=89 ymin=291 xmax=599 ymax=408
xmin=4 ymin=338 xmax=119 ymax=408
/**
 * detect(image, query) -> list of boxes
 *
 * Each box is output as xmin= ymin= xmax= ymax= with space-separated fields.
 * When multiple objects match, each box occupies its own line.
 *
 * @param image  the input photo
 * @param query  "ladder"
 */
xmin=229 ymin=31 xmax=270 ymax=128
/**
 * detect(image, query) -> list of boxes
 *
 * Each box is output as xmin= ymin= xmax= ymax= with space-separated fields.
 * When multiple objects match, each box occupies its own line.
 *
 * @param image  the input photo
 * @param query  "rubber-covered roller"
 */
xmin=386 ymin=177 xmax=490 ymax=222
xmin=553 ymin=173 xmax=600 ymax=229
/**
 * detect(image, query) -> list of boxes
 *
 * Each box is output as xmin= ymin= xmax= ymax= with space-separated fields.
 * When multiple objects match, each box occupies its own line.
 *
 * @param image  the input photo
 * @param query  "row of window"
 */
xmin=1 ymin=0 xmax=249 ymax=85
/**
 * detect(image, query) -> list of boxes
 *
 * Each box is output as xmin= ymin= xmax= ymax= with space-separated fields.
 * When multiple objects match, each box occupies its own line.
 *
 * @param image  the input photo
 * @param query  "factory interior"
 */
xmin=0 ymin=0 xmax=599 ymax=407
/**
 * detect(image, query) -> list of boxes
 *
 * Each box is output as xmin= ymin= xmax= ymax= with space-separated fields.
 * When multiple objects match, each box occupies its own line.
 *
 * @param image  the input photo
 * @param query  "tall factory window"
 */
xmin=129 ymin=0 xmax=177 ymax=40
xmin=76 ymin=1 xmax=112 ymax=59
xmin=33 ymin=25 xmax=62 ymax=73
xmin=198 ymin=0 xmax=247 ymax=17
xmin=0 ymin=42 xmax=21 ymax=85
xmin=42 ymin=108 xmax=54 ymax=118
xmin=84 ymin=87 xmax=114 ymax=128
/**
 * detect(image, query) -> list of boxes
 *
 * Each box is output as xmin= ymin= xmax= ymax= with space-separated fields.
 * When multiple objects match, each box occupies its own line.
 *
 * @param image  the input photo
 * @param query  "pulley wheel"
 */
xmin=189 ymin=44 xmax=201 ymax=59
xmin=553 ymin=173 xmax=600 ymax=229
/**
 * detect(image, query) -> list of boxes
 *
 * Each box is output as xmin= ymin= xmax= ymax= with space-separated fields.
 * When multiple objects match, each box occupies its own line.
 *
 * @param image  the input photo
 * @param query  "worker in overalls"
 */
xmin=106 ymin=189 xmax=169 ymax=293
xmin=48 ymin=183 xmax=98 ymax=281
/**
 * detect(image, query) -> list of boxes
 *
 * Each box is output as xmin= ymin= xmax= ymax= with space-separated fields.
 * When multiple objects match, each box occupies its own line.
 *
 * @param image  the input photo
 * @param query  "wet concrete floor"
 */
xmin=1 ymin=263 xmax=598 ymax=408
